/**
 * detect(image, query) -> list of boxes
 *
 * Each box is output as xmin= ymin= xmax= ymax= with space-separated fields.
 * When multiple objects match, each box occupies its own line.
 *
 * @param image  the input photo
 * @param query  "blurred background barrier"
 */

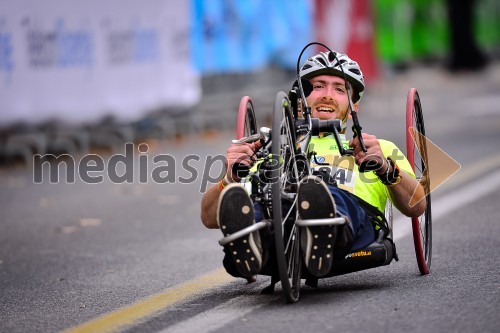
xmin=373 ymin=0 xmax=499 ymax=69
xmin=0 ymin=0 xmax=200 ymax=126
xmin=0 ymin=0 xmax=498 ymax=166
xmin=315 ymin=0 xmax=379 ymax=81
xmin=191 ymin=0 xmax=312 ymax=72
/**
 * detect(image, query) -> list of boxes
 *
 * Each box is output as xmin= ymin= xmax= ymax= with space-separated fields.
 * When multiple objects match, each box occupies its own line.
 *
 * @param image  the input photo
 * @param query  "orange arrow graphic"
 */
xmin=409 ymin=127 xmax=461 ymax=207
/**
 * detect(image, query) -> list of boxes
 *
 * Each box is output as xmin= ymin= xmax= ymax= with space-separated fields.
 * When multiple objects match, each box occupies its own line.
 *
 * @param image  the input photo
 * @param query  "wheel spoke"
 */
xmin=244 ymin=120 xmax=250 ymax=136
xmin=287 ymin=231 xmax=298 ymax=276
xmin=285 ymin=224 xmax=297 ymax=257
xmin=419 ymin=218 xmax=425 ymax=241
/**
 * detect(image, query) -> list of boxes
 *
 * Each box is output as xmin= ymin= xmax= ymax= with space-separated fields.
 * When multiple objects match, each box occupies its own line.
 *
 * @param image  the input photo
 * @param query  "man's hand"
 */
xmin=349 ymin=133 xmax=387 ymax=175
xmin=226 ymin=140 xmax=262 ymax=182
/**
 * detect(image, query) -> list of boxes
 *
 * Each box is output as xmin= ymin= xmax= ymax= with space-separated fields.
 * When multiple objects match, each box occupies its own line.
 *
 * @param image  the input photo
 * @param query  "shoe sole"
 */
xmin=217 ymin=184 xmax=262 ymax=277
xmin=298 ymin=176 xmax=337 ymax=277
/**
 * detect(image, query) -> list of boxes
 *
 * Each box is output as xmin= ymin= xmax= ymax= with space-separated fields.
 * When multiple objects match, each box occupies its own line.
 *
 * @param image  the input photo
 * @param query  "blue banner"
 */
xmin=191 ymin=0 xmax=312 ymax=73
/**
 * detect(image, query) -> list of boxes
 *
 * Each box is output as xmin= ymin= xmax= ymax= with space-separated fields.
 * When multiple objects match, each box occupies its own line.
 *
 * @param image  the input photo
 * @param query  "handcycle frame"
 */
xmin=219 ymin=74 xmax=432 ymax=304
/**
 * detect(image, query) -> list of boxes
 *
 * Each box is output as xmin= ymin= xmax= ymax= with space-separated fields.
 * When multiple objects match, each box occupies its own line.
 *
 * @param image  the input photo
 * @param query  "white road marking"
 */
xmin=393 ymin=168 xmax=500 ymax=241
xmin=158 ymin=294 xmax=278 ymax=333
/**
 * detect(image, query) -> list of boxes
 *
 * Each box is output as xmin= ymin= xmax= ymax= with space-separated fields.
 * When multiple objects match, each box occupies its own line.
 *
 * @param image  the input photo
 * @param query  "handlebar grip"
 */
xmin=231 ymin=163 xmax=250 ymax=178
xmin=231 ymin=133 xmax=261 ymax=144
xmin=311 ymin=119 xmax=342 ymax=135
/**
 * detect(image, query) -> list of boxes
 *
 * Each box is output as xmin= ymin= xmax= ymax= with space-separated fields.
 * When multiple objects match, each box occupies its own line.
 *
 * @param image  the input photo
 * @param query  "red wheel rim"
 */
xmin=236 ymin=96 xmax=256 ymax=139
xmin=406 ymin=88 xmax=431 ymax=275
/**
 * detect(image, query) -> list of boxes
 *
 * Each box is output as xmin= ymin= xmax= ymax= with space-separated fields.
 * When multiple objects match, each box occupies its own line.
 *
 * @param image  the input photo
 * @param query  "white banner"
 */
xmin=0 ymin=0 xmax=200 ymax=125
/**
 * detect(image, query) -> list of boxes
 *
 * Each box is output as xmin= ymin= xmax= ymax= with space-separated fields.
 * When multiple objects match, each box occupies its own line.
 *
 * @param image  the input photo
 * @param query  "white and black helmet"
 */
xmin=300 ymin=51 xmax=365 ymax=103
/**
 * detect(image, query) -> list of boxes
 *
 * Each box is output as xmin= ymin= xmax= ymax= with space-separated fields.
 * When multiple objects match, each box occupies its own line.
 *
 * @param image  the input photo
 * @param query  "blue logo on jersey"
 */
xmin=315 ymin=156 xmax=325 ymax=163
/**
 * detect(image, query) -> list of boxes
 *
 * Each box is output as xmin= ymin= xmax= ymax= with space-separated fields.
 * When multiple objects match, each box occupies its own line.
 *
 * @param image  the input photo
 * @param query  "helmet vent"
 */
xmin=317 ymin=57 xmax=327 ymax=67
xmin=349 ymin=68 xmax=361 ymax=75
xmin=328 ymin=51 xmax=336 ymax=62
xmin=301 ymin=64 xmax=312 ymax=70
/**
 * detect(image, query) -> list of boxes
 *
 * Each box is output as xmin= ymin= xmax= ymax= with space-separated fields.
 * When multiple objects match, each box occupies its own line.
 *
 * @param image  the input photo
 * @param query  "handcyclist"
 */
xmin=201 ymin=49 xmax=427 ymax=279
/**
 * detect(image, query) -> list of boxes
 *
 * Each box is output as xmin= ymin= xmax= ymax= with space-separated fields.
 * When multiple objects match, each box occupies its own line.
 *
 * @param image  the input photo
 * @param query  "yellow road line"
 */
xmin=63 ymin=268 xmax=236 ymax=333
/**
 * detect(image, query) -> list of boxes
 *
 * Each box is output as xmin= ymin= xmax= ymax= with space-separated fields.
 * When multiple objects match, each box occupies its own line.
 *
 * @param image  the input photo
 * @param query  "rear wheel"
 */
xmin=271 ymin=91 xmax=302 ymax=303
xmin=236 ymin=96 xmax=257 ymax=139
xmin=406 ymin=88 xmax=432 ymax=275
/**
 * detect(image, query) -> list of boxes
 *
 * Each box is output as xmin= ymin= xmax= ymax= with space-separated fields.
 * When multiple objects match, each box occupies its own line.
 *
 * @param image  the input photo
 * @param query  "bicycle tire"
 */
xmin=271 ymin=91 xmax=302 ymax=303
xmin=406 ymin=88 xmax=432 ymax=275
xmin=236 ymin=96 xmax=257 ymax=139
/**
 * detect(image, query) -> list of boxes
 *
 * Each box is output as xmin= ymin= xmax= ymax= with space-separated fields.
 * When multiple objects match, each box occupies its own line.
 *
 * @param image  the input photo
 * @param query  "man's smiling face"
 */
xmin=306 ymin=75 xmax=352 ymax=122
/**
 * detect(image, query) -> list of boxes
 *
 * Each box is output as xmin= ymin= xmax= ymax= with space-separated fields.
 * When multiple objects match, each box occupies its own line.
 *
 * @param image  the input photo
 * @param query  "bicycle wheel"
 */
xmin=406 ymin=88 xmax=432 ymax=275
xmin=236 ymin=96 xmax=257 ymax=139
xmin=270 ymin=91 xmax=302 ymax=303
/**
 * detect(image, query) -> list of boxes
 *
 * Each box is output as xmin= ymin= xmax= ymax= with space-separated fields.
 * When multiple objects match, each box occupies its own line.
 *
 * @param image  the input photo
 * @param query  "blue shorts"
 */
xmin=324 ymin=185 xmax=376 ymax=252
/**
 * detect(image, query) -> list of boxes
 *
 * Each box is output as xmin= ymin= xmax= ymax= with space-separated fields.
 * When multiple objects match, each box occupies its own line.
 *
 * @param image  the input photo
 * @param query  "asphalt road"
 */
xmin=1 ymin=63 xmax=500 ymax=333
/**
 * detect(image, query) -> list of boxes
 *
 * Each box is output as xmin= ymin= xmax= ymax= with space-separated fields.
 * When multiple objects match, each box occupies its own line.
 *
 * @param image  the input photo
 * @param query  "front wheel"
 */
xmin=406 ymin=88 xmax=432 ymax=275
xmin=271 ymin=91 xmax=302 ymax=303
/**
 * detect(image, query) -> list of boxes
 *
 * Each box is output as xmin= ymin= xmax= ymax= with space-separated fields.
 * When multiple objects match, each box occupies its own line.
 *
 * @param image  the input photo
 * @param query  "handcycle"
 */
xmin=219 ymin=43 xmax=432 ymax=303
